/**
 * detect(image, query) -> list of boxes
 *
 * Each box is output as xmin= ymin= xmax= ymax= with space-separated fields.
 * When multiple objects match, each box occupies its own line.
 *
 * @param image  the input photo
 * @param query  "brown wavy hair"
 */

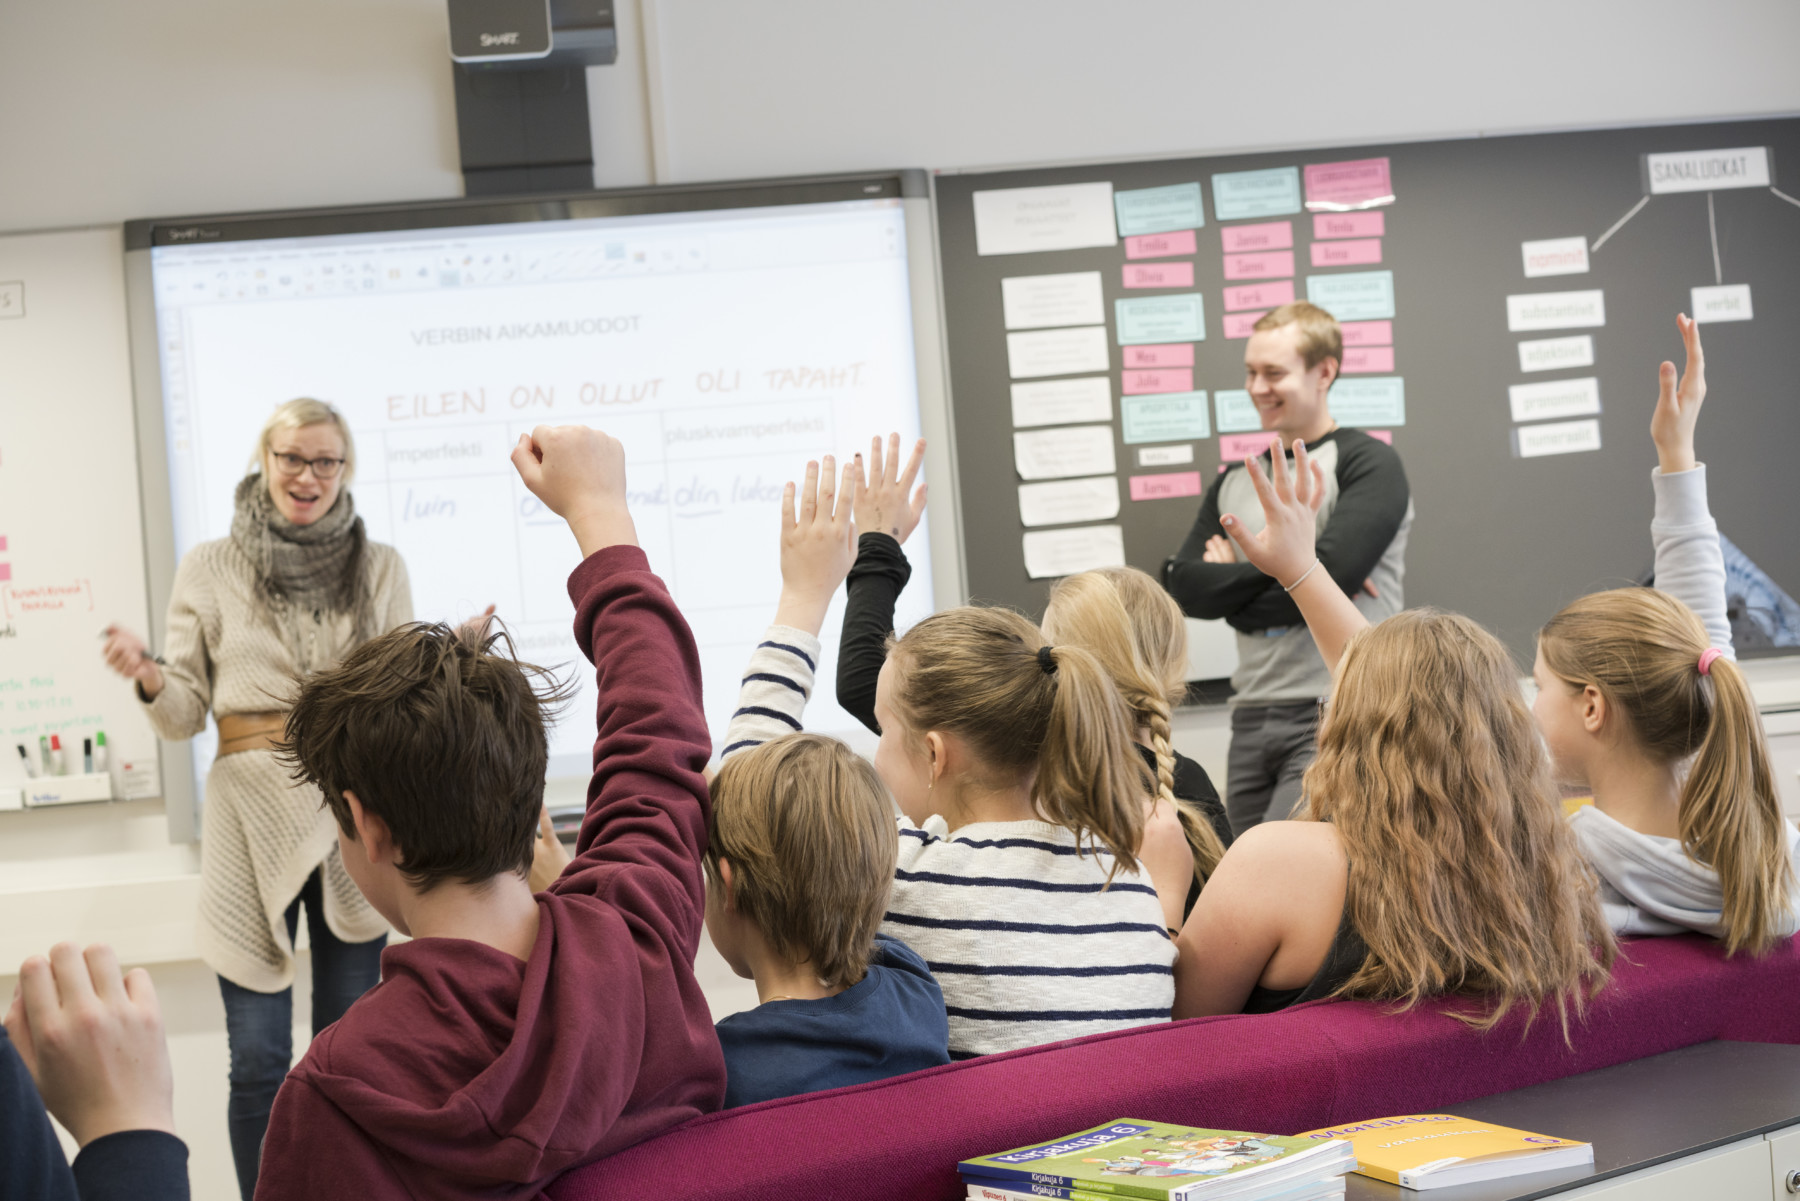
xmin=1540 ymin=587 xmax=1790 ymax=954
xmin=1301 ymin=609 xmax=1615 ymax=1028
xmin=1042 ymin=568 xmax=1226 ymax=882
xmin=886 ymin=606 xmax=1145 ymax=877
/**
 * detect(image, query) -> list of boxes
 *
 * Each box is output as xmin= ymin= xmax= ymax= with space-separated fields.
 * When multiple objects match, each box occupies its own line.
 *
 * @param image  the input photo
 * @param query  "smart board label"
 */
xmin=1514 ymin=418 xmax=1602 ymax=458
xmin=1691 ymin=284 xmax=1753 ymax=323
xmin=1645 ymin=147 xmax=1771 ymax=194
xmin=1521 ymin=237 xmax=1590 ymax=278
xmin=1517 ymin=335 xmax=1595 ymax=373
xmin=1506 ymin=290 xmax=1605 ymax=332
xmin=1509 ymin=377 xmax=1601 ymax=423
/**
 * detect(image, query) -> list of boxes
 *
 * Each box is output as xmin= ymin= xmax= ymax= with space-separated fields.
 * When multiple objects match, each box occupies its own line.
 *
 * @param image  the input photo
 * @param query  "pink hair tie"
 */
xmin=1698 ymin=648 xmax=1724 ymax=676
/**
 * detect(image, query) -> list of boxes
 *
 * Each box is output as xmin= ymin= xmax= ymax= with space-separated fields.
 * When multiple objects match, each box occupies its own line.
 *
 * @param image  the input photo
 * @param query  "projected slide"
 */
xmin=148 ymin=200 xmax=932 ymax=775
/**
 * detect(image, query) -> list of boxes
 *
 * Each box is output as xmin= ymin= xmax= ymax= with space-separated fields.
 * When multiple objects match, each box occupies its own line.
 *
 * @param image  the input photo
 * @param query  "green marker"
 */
xmin=38 ymin=734 xmax=51 ymax=774
xmin=95 ymin=731 xmax=108 ymax=771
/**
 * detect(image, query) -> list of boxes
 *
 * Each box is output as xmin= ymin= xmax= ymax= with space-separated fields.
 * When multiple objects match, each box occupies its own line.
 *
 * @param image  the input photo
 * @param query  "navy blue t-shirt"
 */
xmin=716 ymin=934 xmax=950 ymax=1108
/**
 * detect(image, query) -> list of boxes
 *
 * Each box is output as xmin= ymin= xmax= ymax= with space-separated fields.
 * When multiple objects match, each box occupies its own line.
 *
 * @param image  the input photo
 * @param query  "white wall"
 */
xmin=640 ymin=0 xmax=1800 ymax=182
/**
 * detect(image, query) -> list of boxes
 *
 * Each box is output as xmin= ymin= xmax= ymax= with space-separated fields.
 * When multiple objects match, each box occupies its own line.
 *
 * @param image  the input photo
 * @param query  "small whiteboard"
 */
xmin=0 ymin=228 xmax=162 ymax=818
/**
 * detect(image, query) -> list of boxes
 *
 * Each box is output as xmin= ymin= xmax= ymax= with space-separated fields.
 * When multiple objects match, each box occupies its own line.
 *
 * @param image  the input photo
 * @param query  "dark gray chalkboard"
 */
xmin=933 ymin=117 xmax=1800 ymax=665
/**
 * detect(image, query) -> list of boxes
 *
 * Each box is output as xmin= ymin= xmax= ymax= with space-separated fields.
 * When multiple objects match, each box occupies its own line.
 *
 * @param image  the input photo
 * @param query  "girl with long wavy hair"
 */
xmin=1534 ymin=315 xmax=1797 ymax=954
xmin=1170 ymin=436 xmax=1613 ymax=1026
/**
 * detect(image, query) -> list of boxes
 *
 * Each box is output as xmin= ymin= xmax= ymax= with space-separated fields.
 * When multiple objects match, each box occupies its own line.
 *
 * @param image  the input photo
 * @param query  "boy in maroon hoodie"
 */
xmin=255 ymin=425 xmax=726 ymax=1200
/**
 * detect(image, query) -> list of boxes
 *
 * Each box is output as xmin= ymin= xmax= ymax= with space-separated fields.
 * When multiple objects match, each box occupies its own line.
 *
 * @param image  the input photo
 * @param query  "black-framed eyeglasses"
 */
xmin=271 ymin=452 xmax=346 ymax=479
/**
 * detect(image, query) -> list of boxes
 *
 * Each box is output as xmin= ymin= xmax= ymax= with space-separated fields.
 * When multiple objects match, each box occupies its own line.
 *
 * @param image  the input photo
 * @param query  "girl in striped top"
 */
xmin=723 ymin=440 xmax=1174 ymax=1058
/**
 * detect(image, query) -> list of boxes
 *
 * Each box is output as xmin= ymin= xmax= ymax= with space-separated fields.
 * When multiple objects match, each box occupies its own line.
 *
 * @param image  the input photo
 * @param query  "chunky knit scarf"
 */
xmin=229 ymin=473 xmax=374 ymax=649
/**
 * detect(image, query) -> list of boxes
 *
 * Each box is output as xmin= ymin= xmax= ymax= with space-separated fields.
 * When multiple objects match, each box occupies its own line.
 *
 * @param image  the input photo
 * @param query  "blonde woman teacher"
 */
xmin=102 ymin=399 xmax=411 ymax=1201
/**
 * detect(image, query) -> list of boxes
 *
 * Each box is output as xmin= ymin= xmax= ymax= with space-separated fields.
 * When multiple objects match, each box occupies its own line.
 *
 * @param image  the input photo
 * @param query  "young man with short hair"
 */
xmin=1164 ymin=302 xmax=1413 ymax=834
xmin=255 ymin=425 xmax=726 ymax=1200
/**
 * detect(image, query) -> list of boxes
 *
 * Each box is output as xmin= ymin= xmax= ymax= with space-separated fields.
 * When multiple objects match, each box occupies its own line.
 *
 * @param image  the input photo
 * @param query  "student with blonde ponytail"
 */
xmin=733 ymin=437 xmax=1175 ymax=1058
xmin=1535 ymin=315 xmax=1799 ymax=953
xmin=1042 ymin=568 xmax=1232 ymax=926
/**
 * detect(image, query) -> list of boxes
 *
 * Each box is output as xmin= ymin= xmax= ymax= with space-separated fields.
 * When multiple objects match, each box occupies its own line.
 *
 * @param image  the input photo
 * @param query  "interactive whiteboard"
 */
xmin=125 ymin=173 xmax=960 ymax=823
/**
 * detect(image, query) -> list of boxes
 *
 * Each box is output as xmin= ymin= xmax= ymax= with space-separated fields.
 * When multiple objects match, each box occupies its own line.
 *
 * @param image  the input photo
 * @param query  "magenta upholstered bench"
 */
xmin=548 ymin=935 xmax=1800 ymax=1201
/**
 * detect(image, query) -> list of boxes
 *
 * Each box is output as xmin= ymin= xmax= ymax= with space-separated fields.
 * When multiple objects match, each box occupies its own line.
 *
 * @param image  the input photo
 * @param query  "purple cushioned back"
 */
xmin=549 ymin=935 xmax=1800 ymax=1201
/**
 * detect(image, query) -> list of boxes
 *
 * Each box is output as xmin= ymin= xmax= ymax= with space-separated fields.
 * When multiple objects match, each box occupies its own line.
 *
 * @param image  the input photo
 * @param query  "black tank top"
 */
xmin=1241 ymin=911 xmax=1367 ymax=1014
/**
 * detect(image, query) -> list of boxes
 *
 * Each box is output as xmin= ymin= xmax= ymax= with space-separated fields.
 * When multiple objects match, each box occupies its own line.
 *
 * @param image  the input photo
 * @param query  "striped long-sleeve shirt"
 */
xmin=721 ymin=624 xmax=1175 ymax=1058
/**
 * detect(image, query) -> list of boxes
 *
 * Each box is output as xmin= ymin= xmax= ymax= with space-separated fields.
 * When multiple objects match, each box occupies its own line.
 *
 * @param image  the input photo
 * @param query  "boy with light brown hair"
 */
xmin=706 ymin=454 xmax=948 ymax=1107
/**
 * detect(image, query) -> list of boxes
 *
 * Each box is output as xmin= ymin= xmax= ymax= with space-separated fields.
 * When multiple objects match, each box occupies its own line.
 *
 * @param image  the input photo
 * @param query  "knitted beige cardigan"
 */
xmin=142 ymin=535 xmax=412 ymax=993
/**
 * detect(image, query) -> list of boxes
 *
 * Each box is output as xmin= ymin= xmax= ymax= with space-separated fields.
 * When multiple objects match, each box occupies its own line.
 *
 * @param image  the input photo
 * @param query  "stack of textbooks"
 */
xmin=960 ymin=1120 xmax=1356 ymax=1201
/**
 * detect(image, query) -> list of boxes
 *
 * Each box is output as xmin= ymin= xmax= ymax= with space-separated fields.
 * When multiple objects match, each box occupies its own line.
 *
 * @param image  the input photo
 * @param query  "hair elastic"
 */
xmin=1037 ymin=645 xmax=1058 ymax=675
xmin=1698 ymin=648 xmax=1724 ymax=677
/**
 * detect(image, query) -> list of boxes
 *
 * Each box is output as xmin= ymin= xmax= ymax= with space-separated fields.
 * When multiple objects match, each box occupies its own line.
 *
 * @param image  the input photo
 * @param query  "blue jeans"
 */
xmin=217 ymin=868 xmax=385 ymax=1201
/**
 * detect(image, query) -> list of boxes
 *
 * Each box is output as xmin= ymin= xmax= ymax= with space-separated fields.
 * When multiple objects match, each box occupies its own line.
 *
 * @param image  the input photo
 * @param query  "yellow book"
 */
xmin=1294 ymin=1114 xmax=1592 ymax=1191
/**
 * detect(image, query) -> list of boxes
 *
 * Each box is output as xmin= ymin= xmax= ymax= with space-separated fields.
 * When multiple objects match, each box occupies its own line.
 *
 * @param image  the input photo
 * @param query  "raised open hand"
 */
xmin=853 ymin=434 xmax=927 ymax=545
xmin=1649 ymin=312 xmax=1706 ymax=475
xmin=1220 ymin=439 xmax=1326 ymax=588
xmin=775 ymin=454 xmax=859 ymax=635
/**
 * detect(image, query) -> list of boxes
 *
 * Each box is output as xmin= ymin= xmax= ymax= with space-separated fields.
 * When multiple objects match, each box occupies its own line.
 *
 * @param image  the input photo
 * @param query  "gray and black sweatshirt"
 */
xmin=1163 ymin=428 xmax=1413 ymax=706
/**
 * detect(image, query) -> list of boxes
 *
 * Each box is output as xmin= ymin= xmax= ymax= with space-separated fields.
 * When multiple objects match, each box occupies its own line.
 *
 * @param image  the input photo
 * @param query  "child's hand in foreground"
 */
xmin=1222 ymin=439 xmax=1326 ymax=589
xmin=775 ymin=455 xmax=859 ymax=635
xmin=1649 ymin=312 xmax=1706 ymax=475
xmin=510 ymin=425 xmax=637 ymax=557
xmin=854 ymin=433 xmax=927 ymax=545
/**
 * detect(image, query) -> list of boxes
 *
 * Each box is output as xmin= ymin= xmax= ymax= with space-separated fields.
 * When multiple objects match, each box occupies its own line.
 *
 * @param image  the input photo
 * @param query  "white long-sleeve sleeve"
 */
xmin=717 ymin=625 xmax=820 ymax=760
xmin=1651 ymin=464 xmax=1733 ymax=658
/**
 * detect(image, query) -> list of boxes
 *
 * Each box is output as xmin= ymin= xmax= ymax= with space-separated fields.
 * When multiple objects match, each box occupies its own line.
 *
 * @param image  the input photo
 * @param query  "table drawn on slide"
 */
xmin=145 ymin=200 xmax=933 ymax=777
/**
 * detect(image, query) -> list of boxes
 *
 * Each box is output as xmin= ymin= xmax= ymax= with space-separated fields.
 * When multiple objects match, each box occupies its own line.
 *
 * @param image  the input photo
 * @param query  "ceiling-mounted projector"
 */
xmin=447 ymin=0 xmax=617 ymax=67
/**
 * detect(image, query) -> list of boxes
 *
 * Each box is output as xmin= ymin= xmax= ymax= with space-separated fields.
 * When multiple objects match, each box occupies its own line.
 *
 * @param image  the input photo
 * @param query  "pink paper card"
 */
xmin=1222 ymin=279 xmax=1295 ymax=312
xmin=1314 ymin=211 xmax=1385 ymax=239
xmin=1123 ymin=343 xmax=1195 ymax=368
xmin=1341 ymin=346 xmax=1396 ymax=373
xmin=0 ymin=563 xmax=10 ymax=583
xmin=1124 ymin=229 xmax=1198 ymax=259
xmin=1304 ymin=157 xmax=1393 ymax=210
xmin=1220 ymin=432 xmax=1280 ymax=460
xmin=0 ymin=536 xmax=8 ymax=551
xmin=1310 ymin=238 xmax=1382 ymax=267
xmin=1220 ymin=221 xmax=1293 ymax=253
xmin=1130 ymin=471 xmax=1203 ymax=501
xmin=1340 ymin=320 xmax=1392 ymax=347
xmin=1222 ymin=310 xmax=1268 ymax=339
xmin=1364 ymin=429 xmax=1393 ymax=444
xmin=1123 ymin=261 xmax=1195 ymax=289
xmin=1222 ymin=251 xmax=1295 ymax=280
xmin=1122 ymin=367 xmax=1194 ymax=395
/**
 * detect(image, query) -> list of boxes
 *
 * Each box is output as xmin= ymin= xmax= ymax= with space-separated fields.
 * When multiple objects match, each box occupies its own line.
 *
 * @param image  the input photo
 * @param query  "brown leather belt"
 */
xmin=216 ymin=712 xmax=287 ymax=757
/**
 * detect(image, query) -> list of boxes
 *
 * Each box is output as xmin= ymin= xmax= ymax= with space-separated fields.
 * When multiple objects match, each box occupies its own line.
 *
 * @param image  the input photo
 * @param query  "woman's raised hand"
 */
xmin=773 ymin=454 xmax=860 ymax=636
xmin=1221 ymin=439 xmax=1327 ymax=589
xmin=101 ymin=625 xmax=164 ymax=698
xmin=853 ymin=434 xmax=927 ymax=545
xmin=1650 ymin=312 xmax=1706 ymax=475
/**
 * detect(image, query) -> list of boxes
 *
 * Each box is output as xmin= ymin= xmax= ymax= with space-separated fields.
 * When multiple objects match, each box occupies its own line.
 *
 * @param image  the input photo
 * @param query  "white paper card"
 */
xmin=1646 ymin=146 xmax=1771 ymax=194
xmin=1022 ymin=524 xmax=1127 ymax=579
xmin=119 ymin=757 xmax=161 ymax=800
xmin=1507 ymin=290 xmax=1605 ymax=332
xmin=1521 ymin=237 xmax=1589 ymax=278
xmin=1509 ymin=377 xmax=1601 ymax=423
xmin=973 ymin=182 xmax=1119 ymax=256
xmin=1002 ymin=271 xmax=1106 ymax=330
xmin=1018 ymin=476 xmax=1121 ymax=527
xmin=1691 ymin=284 xmax=1753 ymax=323
xmin=1014 ymin=424 xmax=1117 ymax=480
xmin=1011 ymin=376 xmax=1112 ymax=428
xmin=1514 ymin=418 xmax=1602 ymax=458
xmin=1518 ymin=335 xmax=1595 ymax=373
xmin=1138 ymin=444 xmax=1195 ymax=466
xmin=1006 ymin=325 xmax=1111 ymax=379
